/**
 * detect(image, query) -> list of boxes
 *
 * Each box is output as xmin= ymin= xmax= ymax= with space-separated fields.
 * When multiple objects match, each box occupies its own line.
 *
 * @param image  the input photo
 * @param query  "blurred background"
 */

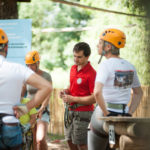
xmin=1 ymin=0 xmax=150 ymax=136
xmin=16 ymin=0 xmax=150 ymax=88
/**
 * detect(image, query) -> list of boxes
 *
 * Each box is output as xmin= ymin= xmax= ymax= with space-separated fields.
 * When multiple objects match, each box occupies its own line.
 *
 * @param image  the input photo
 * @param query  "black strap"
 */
xmin=107 ymin=111 xmax=132 ymax=117
xmin=89 ymin=124 xmax=108 ymax=138
xmin=42 ymin=107 xmax=50 ymax=115
xmin=123 ymin=104 xmax=126 ymax=115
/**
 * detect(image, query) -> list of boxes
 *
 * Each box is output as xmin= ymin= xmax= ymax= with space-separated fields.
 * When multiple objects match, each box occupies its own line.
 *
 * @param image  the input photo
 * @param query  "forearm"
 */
xmin=95 ymin=92 xmax=109 ymax=116
xmin=94 ymin=82 xmax=109 ymax=116
xmin=41 ymin=81 xmax=52 ymax=108
xmin=72 ymin=94 xmax=95 ymax=105
xmin=26 ymin=73 xmax=52 ymax=111
xmin=41 ymin=94 xmax=51 ymax=108
xmin=27 ymin=89 xmax=50 ymax=110
xmin=128 ymin=87 xmax=143 ymax=114
xmin=21 ymin=84 xmax=26 ymax=97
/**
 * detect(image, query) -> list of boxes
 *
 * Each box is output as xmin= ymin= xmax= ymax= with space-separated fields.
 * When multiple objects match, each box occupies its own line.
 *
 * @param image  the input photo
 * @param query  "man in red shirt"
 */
xmin=60 ymin=42 xmax=96 ymax=150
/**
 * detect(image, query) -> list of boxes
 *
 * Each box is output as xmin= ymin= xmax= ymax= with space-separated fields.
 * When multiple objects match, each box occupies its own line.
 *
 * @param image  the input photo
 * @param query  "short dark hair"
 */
xmin=73 ymin=42 xmax=91 ymax=57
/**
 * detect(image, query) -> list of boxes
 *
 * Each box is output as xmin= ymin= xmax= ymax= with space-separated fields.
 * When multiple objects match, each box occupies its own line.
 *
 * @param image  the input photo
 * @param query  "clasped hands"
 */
xmin=60 ymin=89 xmax=75 ymax=103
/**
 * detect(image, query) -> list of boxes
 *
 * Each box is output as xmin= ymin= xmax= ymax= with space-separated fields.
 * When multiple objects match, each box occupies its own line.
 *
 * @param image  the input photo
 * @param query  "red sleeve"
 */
xmin=88 ymin=69 xmax=96 ymax=94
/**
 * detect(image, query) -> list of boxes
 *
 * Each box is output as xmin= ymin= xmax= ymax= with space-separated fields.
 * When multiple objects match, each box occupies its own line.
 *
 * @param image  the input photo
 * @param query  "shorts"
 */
xmin=64 ymin=111 xmax=93 ymax=145
xmin=0 ymin=124 xmax=22 ymax=149
xmin=37 ymin=111 xmax=50 ymax=123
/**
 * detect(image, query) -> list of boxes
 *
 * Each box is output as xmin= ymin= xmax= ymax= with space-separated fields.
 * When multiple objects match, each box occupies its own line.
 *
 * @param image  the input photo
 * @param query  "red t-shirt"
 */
xmin=69 ymin=62 xmax=96 ymax=111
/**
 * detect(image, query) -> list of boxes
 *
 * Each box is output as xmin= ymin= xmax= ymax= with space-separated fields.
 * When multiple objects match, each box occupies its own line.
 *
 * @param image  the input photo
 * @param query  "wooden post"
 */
xmin=103 ymin=121 xmax=150 ymax=137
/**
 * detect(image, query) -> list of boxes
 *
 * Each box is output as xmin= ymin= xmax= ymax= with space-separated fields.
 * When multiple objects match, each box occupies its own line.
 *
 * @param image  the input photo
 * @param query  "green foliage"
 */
xmin=19 ymin=0 xmax=91 ymax=71
xmin=123 ymin=0 xmax=150 ymax=15
xmin=18 ymin=0 xmax=150 ymax=85
xmin=79 ymin=0 xmax=150 ymax=85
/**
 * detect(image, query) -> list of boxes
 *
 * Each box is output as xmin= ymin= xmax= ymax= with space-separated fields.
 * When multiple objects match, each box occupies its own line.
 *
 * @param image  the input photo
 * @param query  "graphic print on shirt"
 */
xmin=114 ymin=70 xmax=134 ymax=88
xmin=77 ymin=78 xmax=82 ymax=84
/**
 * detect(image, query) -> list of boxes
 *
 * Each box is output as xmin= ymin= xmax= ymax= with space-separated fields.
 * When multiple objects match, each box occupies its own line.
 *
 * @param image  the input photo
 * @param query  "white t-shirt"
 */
xmin=96 ymin=58 xmax=140 ymax=112
xmin=0 ymin=55 xmax=34 ymax=115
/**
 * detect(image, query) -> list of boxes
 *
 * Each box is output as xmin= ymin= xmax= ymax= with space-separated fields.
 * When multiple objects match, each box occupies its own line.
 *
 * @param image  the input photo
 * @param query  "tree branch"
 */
xmin=51 ymin=0 xmax=147 ymax=18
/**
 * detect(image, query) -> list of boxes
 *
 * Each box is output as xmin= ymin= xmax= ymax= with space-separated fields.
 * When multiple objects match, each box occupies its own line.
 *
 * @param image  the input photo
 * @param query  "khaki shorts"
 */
xmin=64 ymin=111 xmax=93 ymax=145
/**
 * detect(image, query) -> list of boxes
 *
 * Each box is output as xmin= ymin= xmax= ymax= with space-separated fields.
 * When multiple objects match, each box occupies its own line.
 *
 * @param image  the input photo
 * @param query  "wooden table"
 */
xmin=99 ymin=117 xmax=150 ymax=150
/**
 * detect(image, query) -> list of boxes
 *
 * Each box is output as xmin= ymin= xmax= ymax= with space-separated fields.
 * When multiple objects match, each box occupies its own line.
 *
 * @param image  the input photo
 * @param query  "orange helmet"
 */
xmin=0 ymin=28 xmax=8 ymax=44
xmin=100 ymin=28 xmax=126 ymax=48
xmin=25 ymin=50 xmax=40 ymax=64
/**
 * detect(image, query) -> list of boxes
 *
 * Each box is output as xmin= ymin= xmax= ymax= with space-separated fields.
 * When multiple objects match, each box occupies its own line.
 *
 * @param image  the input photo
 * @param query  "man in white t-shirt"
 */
xmin=0 ymin=28 xmax=52 ymax=150
xmin=88 ymin=28 xmax=143 ymax=150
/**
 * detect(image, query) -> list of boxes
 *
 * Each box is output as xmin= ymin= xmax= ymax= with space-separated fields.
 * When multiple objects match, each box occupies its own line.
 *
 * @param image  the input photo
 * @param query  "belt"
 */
xmin=3 ymin=122 xmax=19 ymax=126
xmin=107 ymin=103 xmax=126 ymax=110
xmin=69 ymin=104 xmax=86 ymax=110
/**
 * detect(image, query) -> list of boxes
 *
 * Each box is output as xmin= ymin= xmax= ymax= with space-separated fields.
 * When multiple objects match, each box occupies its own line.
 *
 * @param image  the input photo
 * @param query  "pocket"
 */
xmin=2 ymin=125 xmax=22 ymax=147
xmin=3 ymin=125 xmax=21 ymax=137
xmin=78 ymin=111 xmax=92 ymax=120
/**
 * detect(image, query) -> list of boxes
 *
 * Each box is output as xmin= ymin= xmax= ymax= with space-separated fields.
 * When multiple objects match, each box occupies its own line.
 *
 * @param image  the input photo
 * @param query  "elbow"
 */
xmin=46 ymin=83 xmax=53 ymax=94
xmin=94 ymin=90 xmax=100 ymax=100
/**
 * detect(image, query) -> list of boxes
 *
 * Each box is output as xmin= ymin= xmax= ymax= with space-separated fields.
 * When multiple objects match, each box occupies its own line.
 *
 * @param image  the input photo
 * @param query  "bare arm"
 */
xmin=26 ymin=73 xmax=52 ymax=111
xmin=21 ymin=84 xmax=26 ymax=98
xmin=128 ymin=86 xmax=143 ymax=114
xmin=41 ymin=93 xmax=50 ymax=108
xmin=61 ymin=84 xmax=95 ymax=105
xmin=62 ymin=94 xmax=95 ymax=105
xmin=41 ymin=80 xmax=52 ymax=108
xmin=94 ymin=82 xmax=109 ymax=116
xmin=13 ymin=73 xmax=52 ymax=118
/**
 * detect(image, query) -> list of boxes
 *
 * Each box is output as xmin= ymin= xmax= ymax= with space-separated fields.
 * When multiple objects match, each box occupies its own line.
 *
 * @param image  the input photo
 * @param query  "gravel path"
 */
xmin=47 ymin=139 xmax=68 ymax=150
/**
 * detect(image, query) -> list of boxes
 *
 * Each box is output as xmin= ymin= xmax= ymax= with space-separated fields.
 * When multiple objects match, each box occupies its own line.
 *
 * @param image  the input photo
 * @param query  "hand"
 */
xmin=13 ymin=104 xmax=28 ymax=118
xmin=30 ymin=114 xmax=37 ymax=128
xmin=62 ymin=94 xmax=74 ymax=103
xmin=37 ymin=106 xmax=45 ymax=119
xmin=59 ymin=89 xmax=70 ymax=98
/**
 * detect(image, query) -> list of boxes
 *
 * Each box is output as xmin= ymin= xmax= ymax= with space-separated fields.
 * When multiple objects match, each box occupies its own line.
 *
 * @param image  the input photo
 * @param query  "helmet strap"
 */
xmin=35 ymin=61 xmax=40 ymax=72
xmin=0 ymin=44 xmax=5 ymax=51
xmin=98 ymin=55 xmax=103 ymax=64
xmin=98 ymin=41 xmax=106 ymax=64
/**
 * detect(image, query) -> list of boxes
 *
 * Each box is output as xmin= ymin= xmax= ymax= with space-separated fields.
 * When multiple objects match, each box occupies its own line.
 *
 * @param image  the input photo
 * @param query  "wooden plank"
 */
xmin=48 ymin=89 xmax=65 ymax=135
xmin=119 ymin=135 xmax=150 ymax=150
xmin=103 ymin=122 xmax=150 ymax=137
xmin=99 ymin=117 xmax=150 ymax=123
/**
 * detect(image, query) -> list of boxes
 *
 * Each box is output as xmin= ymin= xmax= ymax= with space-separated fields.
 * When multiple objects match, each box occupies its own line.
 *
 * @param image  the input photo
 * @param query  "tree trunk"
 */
xmin=0 ymin=0 xmax=18 ymax=19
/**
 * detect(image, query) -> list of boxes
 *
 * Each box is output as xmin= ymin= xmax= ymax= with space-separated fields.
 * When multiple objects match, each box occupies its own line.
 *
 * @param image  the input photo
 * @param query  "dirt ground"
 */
xmin=47 ymin=139 xmax=68 ymax=150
